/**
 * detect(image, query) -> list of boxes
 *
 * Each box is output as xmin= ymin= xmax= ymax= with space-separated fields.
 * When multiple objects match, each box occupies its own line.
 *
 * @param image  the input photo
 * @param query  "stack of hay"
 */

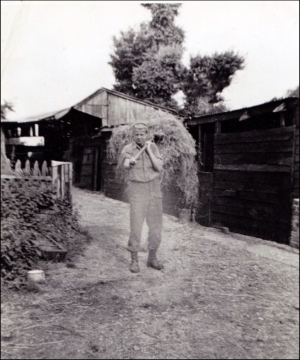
xmin=107 ymin=111 xmax=199 ymax=207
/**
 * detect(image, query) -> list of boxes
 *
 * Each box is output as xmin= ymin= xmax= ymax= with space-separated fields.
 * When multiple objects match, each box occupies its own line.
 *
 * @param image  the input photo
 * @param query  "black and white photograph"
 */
xmin=1 ymin=1 xmax=299 ymax=359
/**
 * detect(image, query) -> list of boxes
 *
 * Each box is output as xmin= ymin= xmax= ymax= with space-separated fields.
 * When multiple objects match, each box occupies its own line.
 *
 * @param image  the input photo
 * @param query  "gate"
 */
xmin=212 ymin=126 xmax=295 ymax=243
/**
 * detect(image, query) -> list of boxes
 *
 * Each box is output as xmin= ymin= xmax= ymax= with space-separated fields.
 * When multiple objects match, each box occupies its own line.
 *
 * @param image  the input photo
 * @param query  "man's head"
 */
xmin=132 ymin=123 xmax=148 ymax=147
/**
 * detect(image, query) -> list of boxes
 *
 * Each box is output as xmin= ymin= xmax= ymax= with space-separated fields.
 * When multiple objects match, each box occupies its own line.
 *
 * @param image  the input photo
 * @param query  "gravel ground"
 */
xmin=1 ymin=187 xmax=299 ymax=359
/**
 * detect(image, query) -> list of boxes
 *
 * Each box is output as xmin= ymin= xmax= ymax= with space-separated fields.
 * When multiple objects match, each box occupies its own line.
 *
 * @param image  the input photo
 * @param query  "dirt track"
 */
xmin=1 ymin=187 xmax=299 ymax=359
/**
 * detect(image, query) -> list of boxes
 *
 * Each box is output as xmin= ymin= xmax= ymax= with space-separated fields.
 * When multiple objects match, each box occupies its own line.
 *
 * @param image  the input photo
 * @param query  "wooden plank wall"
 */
xmin=103 ymin=161 xmax=128 ymax=202
xmin=78 ymin=147 xmax=94 ymax=189
xmin=75 ymin=90 xmax=178 ymax=128
xmin=161 ymin=183 xmax=184 ymax=217
xmin=76 ymin=91 xmax=108 ymax=125
xmin=196 ymin=172 xmax=213 ymax=226
xmin=212 ymin=126 xmax=295 ymax=243
xmin=294 ymin=131 xmax=299 ymax=198
xmin=293 ymin=104 xmax=299 ymax=198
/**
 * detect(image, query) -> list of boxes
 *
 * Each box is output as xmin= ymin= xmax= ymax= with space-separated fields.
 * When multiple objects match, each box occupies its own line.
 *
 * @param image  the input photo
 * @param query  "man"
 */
xmin=120 ymin=123 xmax=164 ymax=273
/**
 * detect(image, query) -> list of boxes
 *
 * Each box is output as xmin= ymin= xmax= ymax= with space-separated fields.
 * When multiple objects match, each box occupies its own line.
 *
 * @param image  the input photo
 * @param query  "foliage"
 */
xmin=1 ymin=180 xmax=84 ymax=283
xmin=132 ymin=44 xmax=185 ymax=108
xmin=1 ymin=101 xmax=14 ymax=120
xmin=109 ymin=4 xmax=185 ymax=109
xmin=181 ymin=52 xmax=244 ymax=116
xmin=107 ymin=111 xmax=199 ymax=206
xmin=286 ymin=86 xmax=299 ymax=98
xmin=109 ymin=4 xmax=245 ymax=116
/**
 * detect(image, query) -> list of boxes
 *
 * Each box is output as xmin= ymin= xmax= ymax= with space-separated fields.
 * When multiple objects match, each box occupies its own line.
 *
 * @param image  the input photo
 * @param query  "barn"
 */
xmin=185 ymin=97 xmax=299 ymax=245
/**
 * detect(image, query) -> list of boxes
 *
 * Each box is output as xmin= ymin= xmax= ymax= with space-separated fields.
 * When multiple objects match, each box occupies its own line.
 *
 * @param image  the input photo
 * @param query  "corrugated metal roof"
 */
xmin=2 ymin=107 xmax=71 ymax=124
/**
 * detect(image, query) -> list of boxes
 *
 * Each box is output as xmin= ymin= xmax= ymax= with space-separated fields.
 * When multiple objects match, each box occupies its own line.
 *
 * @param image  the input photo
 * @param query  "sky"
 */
xmin=1 ymin=1 xmax=299 ymax=121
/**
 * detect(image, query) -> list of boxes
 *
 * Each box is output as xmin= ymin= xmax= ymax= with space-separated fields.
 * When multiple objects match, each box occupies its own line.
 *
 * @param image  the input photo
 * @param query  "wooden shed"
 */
xmin=69 ymin=88 xmax=182 ymax=215
xmin=73 ymin=87 xmax=178 ymax=126
xmin=185 ymin=97 xmax=299 ymax=244
xmin=2 ymin=107 xmax=101 ymax=177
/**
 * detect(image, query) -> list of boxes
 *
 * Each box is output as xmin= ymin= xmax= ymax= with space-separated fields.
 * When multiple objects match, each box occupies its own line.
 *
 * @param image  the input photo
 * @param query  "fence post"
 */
xmin=41 ymin=161 xmax=48 ymax=176
xmin=51 ymin=160 xmax=73 ymax=201
xmin=33 ymin=161 xmax=41 ymax=176
xmin=51 ymin=161 xmax=58 ymax=199
xmin=15 ymin=159 xmax=22 ymax=175
xmin=24 ymin=160 xmax=31 ymax=176
xmin=61 ymin=164 xmax=65 ymax=199
xmin=69 ymin=162 xmax=73 ymax=203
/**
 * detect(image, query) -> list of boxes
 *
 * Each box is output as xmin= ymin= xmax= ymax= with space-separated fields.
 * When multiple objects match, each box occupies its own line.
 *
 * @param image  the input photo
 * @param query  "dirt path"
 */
xmin=1 ymin=187 xmax=299 ymax=359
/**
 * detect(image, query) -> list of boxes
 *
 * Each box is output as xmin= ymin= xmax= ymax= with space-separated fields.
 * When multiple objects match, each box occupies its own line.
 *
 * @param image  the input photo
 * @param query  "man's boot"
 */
xmin=129 ymin=252 xmax=140 ymax=273
xmin=147 ymin=249 xmax=164 ymax=270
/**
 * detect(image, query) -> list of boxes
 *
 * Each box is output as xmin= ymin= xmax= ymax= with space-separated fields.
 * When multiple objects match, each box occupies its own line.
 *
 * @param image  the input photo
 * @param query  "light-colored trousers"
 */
xmin=126 ymin=178 xmax=163 ymax=253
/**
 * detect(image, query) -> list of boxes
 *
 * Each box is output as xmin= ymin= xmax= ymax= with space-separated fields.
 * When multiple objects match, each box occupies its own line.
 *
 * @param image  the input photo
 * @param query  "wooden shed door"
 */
xmin=212 ymin=126 xmax=295 ymax=243
xmin=79 ymin=147 xmax=99 ymax=190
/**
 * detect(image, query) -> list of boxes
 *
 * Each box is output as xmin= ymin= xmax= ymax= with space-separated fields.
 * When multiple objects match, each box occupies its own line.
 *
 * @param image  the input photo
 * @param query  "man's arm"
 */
xmin=123 ymin=157 xmax=134 ymax=169
xmin=145 ymin=141 xmax=163 ymax=172
xmin=123 ymin=143 xmax=148 ymax=169
xmin=120 ymin=145 xmax=132 ymax=169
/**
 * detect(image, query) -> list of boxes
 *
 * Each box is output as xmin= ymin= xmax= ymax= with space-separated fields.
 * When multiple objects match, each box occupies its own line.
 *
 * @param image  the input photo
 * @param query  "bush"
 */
xmin=1 ymin=179 xmax=86 ymax=283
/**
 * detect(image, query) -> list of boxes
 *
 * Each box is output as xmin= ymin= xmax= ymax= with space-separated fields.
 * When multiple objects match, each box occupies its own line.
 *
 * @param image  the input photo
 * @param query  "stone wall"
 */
xmin=290 ymin=198 xmax=299 ymax=249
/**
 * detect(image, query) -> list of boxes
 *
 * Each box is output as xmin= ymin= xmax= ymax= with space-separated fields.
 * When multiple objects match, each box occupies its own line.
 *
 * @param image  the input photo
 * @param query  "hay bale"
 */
xmin=107 ymin=111 xmax=199 ymax=206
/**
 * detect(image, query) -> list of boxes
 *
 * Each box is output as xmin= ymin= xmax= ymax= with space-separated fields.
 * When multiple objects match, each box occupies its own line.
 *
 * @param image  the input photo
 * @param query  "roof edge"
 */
xmin=186 ymin=97 xmax=299 ymax=123
xmin=74 ymin=87 xmax=178 ymax=115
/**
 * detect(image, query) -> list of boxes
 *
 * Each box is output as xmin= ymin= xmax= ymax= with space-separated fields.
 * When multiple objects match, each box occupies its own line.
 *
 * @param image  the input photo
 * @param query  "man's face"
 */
xmin=133 ymin=129 xmax=147 ymax=147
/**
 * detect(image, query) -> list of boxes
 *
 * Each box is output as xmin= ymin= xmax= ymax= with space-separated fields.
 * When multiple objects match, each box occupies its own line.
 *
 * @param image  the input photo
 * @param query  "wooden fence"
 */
xmin=13 ymin=159 xmax=52 ymax=176
xmin=8 ymin=158 xmax=73 ymax=201
xmin=51 ymin=161 xmax=73 ymax=202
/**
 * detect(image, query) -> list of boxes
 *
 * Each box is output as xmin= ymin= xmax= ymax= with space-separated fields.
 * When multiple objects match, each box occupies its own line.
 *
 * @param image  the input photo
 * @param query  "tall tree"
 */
xmin=109 ymin=4 xmax=244 ymax=115
xmin=181 ymin=52 xmax=244 ymax=116
xmin=109 ymin=3 xmax=185 ymax=108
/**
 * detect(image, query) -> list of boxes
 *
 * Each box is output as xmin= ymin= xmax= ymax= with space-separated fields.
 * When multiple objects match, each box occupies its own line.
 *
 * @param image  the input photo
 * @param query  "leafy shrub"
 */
xmin=1 ymin=179 xmax=85 ymax=283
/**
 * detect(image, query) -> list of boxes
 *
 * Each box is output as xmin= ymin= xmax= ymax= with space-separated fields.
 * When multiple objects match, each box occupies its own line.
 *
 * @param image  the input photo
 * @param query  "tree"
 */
xmin=181 ymin=52 xmax=244 ymax=116
xmin=286 ymin=86 xmax=299 ymax=98
xmin=109 ymin=4 xmax=244 ymax=116
xmin=132 ymin=44 xmax=185 ymax=108
xmin=1 ymin=101 xmax=14 ymax=120
xmin=109 ymin=4 xmax=185 ymax=108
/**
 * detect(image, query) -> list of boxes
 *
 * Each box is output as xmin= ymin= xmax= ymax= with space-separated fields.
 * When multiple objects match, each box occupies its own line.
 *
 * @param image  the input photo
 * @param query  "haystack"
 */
xmin=107 ymin=111 xmax=199 ymax=206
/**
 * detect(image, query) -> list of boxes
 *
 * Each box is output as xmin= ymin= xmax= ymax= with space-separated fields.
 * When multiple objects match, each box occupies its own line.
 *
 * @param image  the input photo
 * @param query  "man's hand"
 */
xmin=145 ymin=140 xmax=153 ymax=152
xmin=129 ymin=157 xmax=136 ymax=166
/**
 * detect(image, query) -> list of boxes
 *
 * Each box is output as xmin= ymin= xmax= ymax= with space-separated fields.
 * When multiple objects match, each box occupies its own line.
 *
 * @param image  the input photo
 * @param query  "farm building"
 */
xmin=69 ymin=88 xmax=179 ymax=200
xmin=185 ymin=97 xmax=299 ymax=245
xmin=2 ymin=107 xmax=101 ymax=170
xmin=2 ymin=88 xmax=182 ymax=215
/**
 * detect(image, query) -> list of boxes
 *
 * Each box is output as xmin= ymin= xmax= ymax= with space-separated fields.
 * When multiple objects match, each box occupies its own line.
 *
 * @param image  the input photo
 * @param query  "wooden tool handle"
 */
xmin=133 ymin=144 xmax=147 ymax=161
